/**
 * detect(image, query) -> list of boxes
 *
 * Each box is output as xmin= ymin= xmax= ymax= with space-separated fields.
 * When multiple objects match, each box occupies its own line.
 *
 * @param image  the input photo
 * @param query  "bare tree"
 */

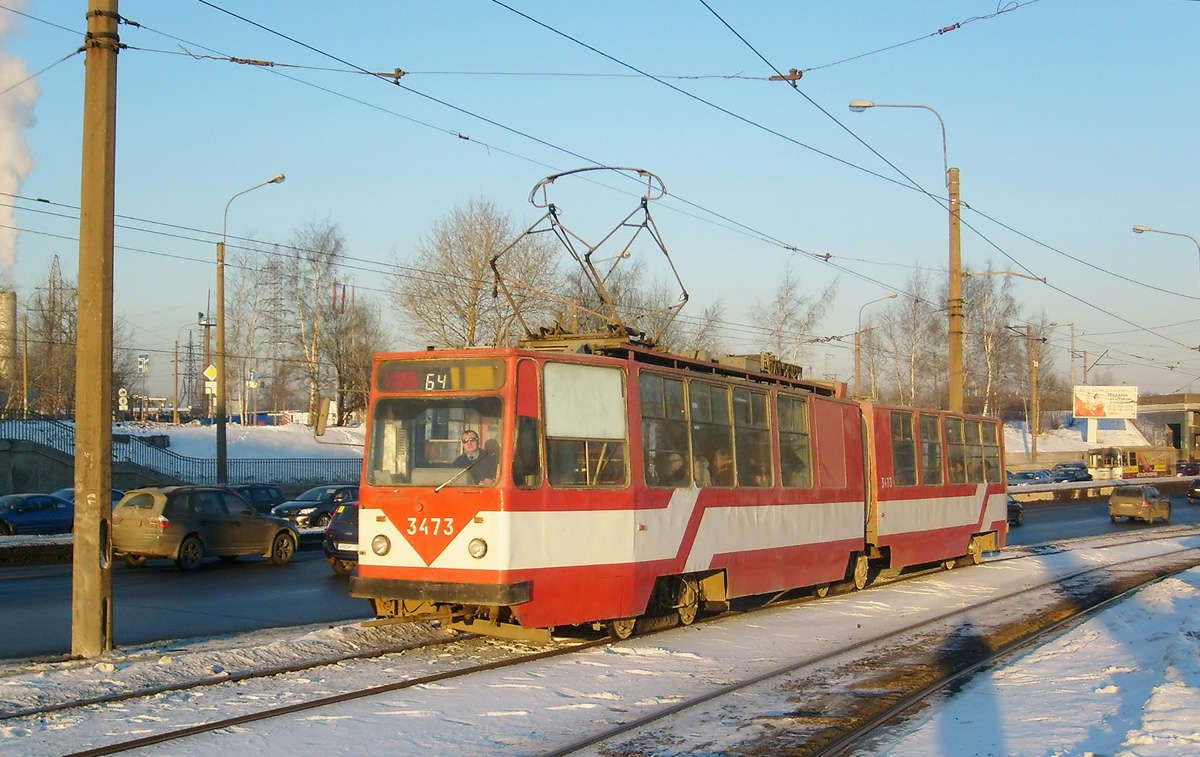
xmin=21 ymin=256 xmax=135 ymax=418
xmin=393 ymin=198 xmax=559 ymax=348
xmin=24 ymin=256 xmax=76 ymax=417
xmin=323 ymin=289 xmax=387 ymax=425
xmin=875 ymin=269 xmax=942 ymax=407
xmin=287 ymin=222 xmax=345 ymax=418
xmin=962 ymin=269 xmax=1022 ymax=414
xmin=663 ymin=299 xmax=726 ymax=355
xmin=749 ymin=266 xmax=837 ymax=364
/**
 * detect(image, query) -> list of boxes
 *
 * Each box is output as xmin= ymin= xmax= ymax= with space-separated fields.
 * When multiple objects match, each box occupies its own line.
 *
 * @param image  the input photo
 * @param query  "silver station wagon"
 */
xmin=112 ymin=486 xmax=299 ymax=570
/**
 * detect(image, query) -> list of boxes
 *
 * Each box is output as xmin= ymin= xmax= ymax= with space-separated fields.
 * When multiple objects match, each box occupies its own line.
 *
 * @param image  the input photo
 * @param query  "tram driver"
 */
xmin=453 ymin=430 xmax=497 ymax=485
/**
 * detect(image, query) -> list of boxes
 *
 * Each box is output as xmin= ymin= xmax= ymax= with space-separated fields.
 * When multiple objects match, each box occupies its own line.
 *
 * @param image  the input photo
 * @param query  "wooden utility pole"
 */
xmin=73 ymin=0 xmax=119 ymax=658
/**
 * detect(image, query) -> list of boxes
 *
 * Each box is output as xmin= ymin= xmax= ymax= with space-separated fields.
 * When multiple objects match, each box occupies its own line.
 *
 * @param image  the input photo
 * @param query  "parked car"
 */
xmin=271 ymin=485 xmax=358 ymax=528
xmin=50 ymin=487 xmax=125 ymax=508
xmin=322 ymin=501 xmax=359 ymax=576
xmin=1007 ymin=495 xmax=1024 ymax=526
xmin=112 ymin=486 xmax=298 ymax=570
xmin=1007 ymin=470 xmax=1052 ymax=486
xmin=0 ymin=493 xmax=74 ymax=536
xmin=1049 ymin=462 xmax=1092 ymax=483
xmin=1109 ymin=485 xmax=1171 ymax=524
xmin=227 ymin=484 xmax=287 ymax=514
xmin=1178 ymin=461 xmax=1200 ymax=476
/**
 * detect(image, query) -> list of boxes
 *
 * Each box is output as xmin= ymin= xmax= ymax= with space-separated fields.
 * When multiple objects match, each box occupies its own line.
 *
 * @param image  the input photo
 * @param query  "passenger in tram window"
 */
xmin=453 ymin=430 xmax=497 ymax=485
xmin=656 ymin=452 xmax=689 ymax=487
xmin=693 ymin=455 xmax=712 ymax=487
xmin=710 ymin=448 xmax=734 ymax=487
xmin=949 ymin=456 xmax=966 ymax=485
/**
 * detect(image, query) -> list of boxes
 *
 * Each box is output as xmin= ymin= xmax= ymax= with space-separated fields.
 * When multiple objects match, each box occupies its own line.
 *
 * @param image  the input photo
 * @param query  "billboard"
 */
xmin=1073 ymin=386 xmax=1138 ymax=419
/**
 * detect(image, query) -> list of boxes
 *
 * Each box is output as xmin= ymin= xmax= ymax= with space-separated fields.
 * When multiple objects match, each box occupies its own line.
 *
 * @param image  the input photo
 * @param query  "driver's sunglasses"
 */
xmin=462 ymin=436 xmax=478 ymax=444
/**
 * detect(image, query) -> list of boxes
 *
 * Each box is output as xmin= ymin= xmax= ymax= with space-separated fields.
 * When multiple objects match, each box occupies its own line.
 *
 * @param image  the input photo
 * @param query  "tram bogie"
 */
xmin=350 ymin=344 xmax=1007 ymax=641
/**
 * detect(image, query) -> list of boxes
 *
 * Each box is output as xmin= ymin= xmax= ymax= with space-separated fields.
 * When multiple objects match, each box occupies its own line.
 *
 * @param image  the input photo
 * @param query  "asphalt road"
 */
xmin=1009 ymin=490 xmax=1200 ymax=546
xmin=3 ymin=492 xmax=1197 ymax=661
xmin=0 ymin=550 xmax=371 ymax=661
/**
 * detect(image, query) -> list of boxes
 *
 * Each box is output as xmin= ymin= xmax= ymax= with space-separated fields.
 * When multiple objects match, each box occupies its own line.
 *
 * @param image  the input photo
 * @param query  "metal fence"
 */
xmin=0 ymin=418 xmax=362 ymax=486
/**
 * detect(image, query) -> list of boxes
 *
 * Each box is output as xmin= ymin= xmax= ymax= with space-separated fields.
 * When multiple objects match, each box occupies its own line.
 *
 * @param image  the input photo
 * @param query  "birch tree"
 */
xmin=393 ymin=198 xmax=559 ymax=348
xmin=749 ymin=265 xmax=837 ymax=364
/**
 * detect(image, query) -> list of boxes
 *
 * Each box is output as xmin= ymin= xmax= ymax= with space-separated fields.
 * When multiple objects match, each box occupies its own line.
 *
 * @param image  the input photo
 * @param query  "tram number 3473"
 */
xmin=406 ymin=517 xmax=455 ymax=536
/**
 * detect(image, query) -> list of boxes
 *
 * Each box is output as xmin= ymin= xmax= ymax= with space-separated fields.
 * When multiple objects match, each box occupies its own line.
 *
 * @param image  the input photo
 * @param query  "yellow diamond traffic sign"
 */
xmin=203 ymin=364 xmax=218 ymax=381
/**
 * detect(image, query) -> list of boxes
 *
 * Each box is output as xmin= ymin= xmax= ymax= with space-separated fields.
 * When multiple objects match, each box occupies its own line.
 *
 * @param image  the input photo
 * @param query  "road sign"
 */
xmin=246 ymin=380 xmax=258 ymax=389
xmin=203 ymin=364 xmax=218 ymax=381
xmin=138 ymin=353 xmax=149 ymax=373
xmin=117 ymin=387 xmax=128 ymax=398
xmin=204 ymin=380 xmax=216 ymax=395
xmin=118 ymin=398 xmax=128 ymax=410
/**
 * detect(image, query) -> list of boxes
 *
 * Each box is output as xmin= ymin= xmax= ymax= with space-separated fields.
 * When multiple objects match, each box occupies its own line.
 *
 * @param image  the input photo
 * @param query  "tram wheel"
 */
xmin=956 ymin=538 xmax=984 ymax=568
xmin=676 ymin=577 xmax=700 ymax=626
xmin=606 ymin=617 xmax=637 ymax=641
xmin=851 ymin=554 xmax=869 ymax=591
xmin=813 ymin=583 xmax=831 ymax=598
xmin=940 ymin=558 xmax=956 ymax=571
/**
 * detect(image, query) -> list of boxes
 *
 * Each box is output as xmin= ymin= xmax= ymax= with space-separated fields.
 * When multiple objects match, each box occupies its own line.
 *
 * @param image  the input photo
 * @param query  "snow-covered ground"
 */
xmin=115 ymin=421 xmax=365 ymax=459
xmin=4 ymin=536 xmax=1200 ymax=755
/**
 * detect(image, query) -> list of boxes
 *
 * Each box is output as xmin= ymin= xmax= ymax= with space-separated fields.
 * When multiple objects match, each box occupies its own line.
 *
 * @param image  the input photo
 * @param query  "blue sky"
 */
xmin=2 ymin=1 xmax=1198 ymax=398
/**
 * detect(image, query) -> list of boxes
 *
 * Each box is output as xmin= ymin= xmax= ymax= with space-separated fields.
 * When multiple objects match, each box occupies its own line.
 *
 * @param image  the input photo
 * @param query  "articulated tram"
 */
xmin=348 ymin=342 xmax=1008 ymax=641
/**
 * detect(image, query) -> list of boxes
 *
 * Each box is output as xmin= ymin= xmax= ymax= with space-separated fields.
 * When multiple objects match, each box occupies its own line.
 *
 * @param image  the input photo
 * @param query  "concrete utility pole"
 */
xmin=947 ymin=166 xmax=964 ymax=413
xmin=73 ymin=0 xmax=119 ymax=658
xmin=848 ymin=100 xmax=963 ymax=411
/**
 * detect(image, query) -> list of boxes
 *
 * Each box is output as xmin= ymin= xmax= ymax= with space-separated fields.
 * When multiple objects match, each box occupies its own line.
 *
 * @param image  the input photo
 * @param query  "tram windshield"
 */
xmin=367 ymin=396 xmax=504 ymax=487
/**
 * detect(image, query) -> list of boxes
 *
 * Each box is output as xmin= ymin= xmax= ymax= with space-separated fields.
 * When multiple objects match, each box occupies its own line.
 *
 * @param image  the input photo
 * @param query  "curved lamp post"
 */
xmin=855 ymin=293 xmax=897 ymax=397
xmin=217 ymin=173 xmax=284 ymax=483
xmin=850 ymin=100 xmax=963 ymax=412
xmin=1132 ymin=225 xmax=1200 ymax=291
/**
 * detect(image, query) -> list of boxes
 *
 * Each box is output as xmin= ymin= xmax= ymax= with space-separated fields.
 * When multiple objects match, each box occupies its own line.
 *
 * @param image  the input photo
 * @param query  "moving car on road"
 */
xmin=271 ymin=485 xmax=358 ymax=528
xmin=322 ymin=501 xmax=359 ymax=576
xmin=1189 ymin=479 xmax=1200 ymax=504
xmin=0 ymin=493 xmax=74 ymax=535
xmin=1109 ymin=485 xmax=1171 ymax=524
xmin=112 ymin=486 xmax=299 ymax=570
xmin=1007 ymin=496 xmax=1024 ymax=526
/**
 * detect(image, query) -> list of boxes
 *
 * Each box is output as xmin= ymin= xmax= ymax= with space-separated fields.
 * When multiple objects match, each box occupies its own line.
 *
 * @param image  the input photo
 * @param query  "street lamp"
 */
xmin=1132 ymin=225 xmax=1200 ymax=292
xmin=216 ymin=173 xmax=284 ymax=483
xmin=850 ymin=99 xmax=963 ymax=412
xmin=855 ymin=293 xmax=897 ymax=397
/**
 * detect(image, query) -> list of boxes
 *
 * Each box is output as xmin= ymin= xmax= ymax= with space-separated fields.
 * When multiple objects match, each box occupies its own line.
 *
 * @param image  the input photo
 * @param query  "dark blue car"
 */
xmin=322 ymin=501 xmax=359 ymax=575
xmin=0 ymin=494 xmax=74 ymax=535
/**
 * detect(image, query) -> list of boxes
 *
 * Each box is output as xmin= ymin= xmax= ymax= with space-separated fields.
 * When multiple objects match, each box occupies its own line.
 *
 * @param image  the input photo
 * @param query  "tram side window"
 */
xmin=919 ymin=413 xmax=944 ymax=486
xmin=981 ymin=420 xmax=1002 ymax=483
xmin=544 ymin=362 xmax=629 ymax=488
xmin=733 ymin=388 xmax=772 ymax=487
xmin=641 ymin=373 xmax=691 ymax=488
xmin=946 ymin=417 xmax=966 ymax=484
xmin=690 ymin=381 xmax=734 ymax=487
xmin=778 ymin=395 xmax=813 ymax=488
xmin=890 ymin=411 xmax=918 ymax=487
xmin=965 ymin=420 xmax=985 ymax=483
xmin=512 ymin=415 xmax=543 ymax=489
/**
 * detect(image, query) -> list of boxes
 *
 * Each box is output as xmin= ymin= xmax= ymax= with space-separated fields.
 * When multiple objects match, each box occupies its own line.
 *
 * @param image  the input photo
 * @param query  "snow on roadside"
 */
xmin=115 ymin=421 xmax=364 ymax=459
xmin=861 ymin=569 xmax=1200 ymax=756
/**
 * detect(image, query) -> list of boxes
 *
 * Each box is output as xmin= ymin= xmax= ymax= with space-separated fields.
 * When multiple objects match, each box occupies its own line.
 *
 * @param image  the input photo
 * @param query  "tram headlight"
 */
xmin=371 ymin=534 xmax=391 ymax=556
xmin=467 ymin=538 xmax=488 ymax=560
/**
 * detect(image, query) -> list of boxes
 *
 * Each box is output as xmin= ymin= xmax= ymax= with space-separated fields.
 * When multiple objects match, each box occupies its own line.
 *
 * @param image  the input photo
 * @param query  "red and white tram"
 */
xmin=349 ymin=341 xmax=1008 ymax=641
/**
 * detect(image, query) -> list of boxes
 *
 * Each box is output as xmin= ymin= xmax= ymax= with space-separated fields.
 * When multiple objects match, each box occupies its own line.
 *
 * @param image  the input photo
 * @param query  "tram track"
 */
xmin=553 ymin=539 xmax=1200 ymax=756
xmin=7 ymin=530 xmax=1200 ymax=756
